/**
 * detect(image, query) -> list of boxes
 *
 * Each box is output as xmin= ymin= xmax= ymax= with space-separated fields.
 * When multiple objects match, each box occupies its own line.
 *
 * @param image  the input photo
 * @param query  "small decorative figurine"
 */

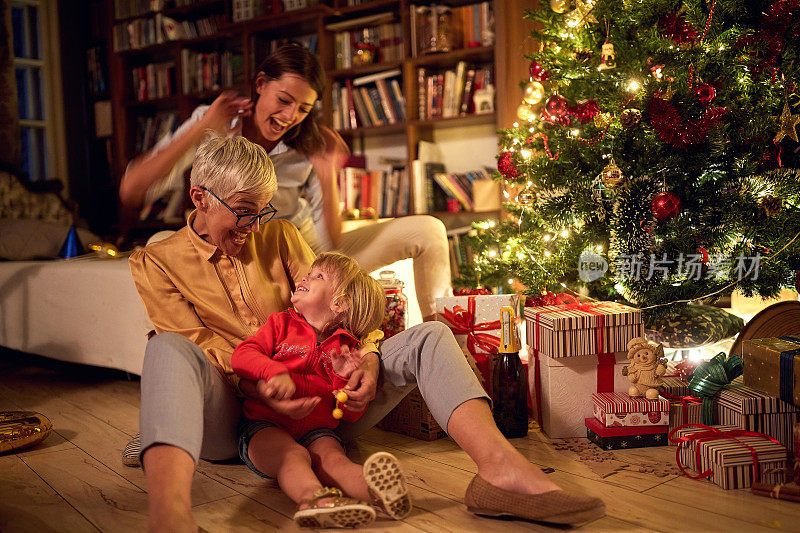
xmin=624 ymin=337 xmax=666 ymax=399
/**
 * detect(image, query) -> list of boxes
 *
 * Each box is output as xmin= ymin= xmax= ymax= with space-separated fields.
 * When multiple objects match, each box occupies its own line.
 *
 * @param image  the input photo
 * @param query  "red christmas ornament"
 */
xmin=545 ymin=95 xmax=568 ymax=117
xmin=650 ymin=191 xmax=682 ymax=221
xmin=529 ymin=61 xmax=550 ymax=82
xmin=497 ymin=151 xmax=519 ymax=179
xmin=568 ymin=99 xmax=599 ymax=123
xmin=696 ymin=84 xmax=717 ymax=105
xmin=697 ymin=246 xmax=709 ymax=264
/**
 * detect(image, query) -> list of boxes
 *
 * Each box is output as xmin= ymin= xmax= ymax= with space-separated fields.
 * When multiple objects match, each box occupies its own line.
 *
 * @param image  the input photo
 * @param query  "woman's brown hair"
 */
xmin=251 ymin=44 xmax=326 ymax=157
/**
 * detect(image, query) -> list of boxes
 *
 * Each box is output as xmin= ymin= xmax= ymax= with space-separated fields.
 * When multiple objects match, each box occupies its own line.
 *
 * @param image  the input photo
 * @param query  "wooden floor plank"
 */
xmin=2 ymin=370 xmax=237 ymax=507
xmin=0 ymin=455 xmax=98 ymax=533
xmin=644 ymin=474 xmax=800 ymax=531
xmin=19 ymin=448 xmax=149 ymax=531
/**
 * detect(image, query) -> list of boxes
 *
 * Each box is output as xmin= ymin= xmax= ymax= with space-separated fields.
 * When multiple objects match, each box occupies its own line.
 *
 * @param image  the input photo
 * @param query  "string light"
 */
xmin=508 ymin=278 xmax=515 ymax=285
xmin=627 ymin=79 xmax=641 ymax=92
xmin=544 ymin=250 xmax=552 ymax=257
xmin=503 ymin=189 xmax=510 ymax=198
xmin=488 ymin=250 xmax=497 ymax=258
xmin=560 ymin=229 xmax=569 ymax=237
xmin=513 ymin=122 xmax=519 ymax=127
xmin=520 ymin=149 xmax=532 ymax=159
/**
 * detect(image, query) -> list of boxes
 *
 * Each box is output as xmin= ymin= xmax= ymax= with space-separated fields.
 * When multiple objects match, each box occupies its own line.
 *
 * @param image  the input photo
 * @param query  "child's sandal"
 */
xmin=293 ymin=487 xmax=376 ymax=528
xmin=363 ymin=452 xmax=413 ymax=520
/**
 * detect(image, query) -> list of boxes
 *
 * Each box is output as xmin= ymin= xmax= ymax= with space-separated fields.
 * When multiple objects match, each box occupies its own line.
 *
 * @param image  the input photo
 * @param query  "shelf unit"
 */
xmin=101 ymin=0 xmax=535 ymax=239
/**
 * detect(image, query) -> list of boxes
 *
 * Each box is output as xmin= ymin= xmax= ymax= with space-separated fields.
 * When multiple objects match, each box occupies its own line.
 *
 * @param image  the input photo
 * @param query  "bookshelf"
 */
xmin=101 ymin=0 xmax=536 ymax=241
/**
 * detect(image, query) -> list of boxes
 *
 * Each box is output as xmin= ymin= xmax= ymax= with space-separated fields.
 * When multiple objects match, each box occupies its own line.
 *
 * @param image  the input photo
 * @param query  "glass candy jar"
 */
xmin=378 ymin=270 xmax=408 ymax=339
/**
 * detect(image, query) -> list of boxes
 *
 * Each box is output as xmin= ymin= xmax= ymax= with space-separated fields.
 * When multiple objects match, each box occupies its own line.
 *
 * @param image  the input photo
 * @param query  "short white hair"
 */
xmin=190 ymin=132 xmax=276 ymax=206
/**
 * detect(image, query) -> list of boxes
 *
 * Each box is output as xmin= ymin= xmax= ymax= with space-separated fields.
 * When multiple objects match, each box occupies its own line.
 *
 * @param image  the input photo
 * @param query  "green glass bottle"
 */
xmin=492 ymin=306 xmax=529 ymax=438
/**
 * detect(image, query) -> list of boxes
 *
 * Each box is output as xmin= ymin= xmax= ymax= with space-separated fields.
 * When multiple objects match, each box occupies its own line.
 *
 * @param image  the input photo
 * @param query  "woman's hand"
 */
xmin=201 ymin=91 xmax=253 ymax=135
xmin=308 ymin=127 xmax=350 ymax=183
xmin=330 ymin=345 xmax=363 ymax=379
xmin=341 ymin=351 xmax=380 ymax=412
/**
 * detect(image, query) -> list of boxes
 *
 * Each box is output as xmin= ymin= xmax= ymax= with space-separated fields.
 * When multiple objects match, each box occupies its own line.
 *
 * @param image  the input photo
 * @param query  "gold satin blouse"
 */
xmin=129 ymin=211 xmax=379 ymax=390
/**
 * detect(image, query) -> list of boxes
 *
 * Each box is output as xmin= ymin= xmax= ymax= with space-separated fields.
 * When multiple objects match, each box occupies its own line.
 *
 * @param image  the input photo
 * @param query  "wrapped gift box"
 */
xmin=529 ymin=350 xmax=630 ymax=438
xmin=715 ymin=376 xmax=800 ymax=453
xmin=671 ymin=424 xmax=788 ymax=490
xmin=585 ymin=417 xmax=668 ymax=450
xmin=741 ymin=337 xmax=800 ymax=406
xmin=666 ymin=396 xmax=703 ymax=437
xmin=471 ymin=351 xmax=496 ymax=398
xmin=592 ymin=392 xmax=670 ymax=427
xmin=436 ymin=294 xmax=520 ymax=355
xmin=525 ymin=301 xmax=642 ymax=359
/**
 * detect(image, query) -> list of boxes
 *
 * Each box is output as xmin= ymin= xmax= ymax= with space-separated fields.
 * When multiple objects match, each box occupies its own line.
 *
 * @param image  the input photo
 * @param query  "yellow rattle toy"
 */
xmin=332 ymin=390 xmax=349 ymax=419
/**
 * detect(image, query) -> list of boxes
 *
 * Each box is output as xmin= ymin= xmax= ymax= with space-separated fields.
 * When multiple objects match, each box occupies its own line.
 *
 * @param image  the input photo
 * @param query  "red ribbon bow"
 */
xmin=440 ymin=296 xmax=501 ymax=354
xmin=668 ymin=423 xmax=784 ymax=483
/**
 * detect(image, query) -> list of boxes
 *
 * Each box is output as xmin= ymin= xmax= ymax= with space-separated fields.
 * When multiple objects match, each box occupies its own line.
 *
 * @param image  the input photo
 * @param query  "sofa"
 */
xmin=0 ymin=170 xmax=151 ymax=374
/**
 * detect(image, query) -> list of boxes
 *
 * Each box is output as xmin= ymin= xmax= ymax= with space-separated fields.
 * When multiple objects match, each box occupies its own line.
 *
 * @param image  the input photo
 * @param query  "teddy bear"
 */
xmin=623 ymin=337 xmax=667 ymax=399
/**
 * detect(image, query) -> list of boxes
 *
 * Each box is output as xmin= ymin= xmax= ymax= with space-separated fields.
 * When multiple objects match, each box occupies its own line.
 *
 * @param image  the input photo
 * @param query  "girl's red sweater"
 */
xmin=231 ymin=309 xmax=364 ymax=439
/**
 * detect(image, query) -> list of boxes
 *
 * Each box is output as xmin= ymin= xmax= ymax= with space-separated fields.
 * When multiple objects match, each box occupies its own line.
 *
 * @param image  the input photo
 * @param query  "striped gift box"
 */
xmin=592 ymin=392 xmax=669 ymax=427
xmin=673 ymin=424 xmax=787 ymax=490
xmin=525 ymin=302 xmax=643 ymax=358
xmin=715 ymin=377 xmax=800 ymax=454
xmin=668 ymin=399 xmax=703 ymax=438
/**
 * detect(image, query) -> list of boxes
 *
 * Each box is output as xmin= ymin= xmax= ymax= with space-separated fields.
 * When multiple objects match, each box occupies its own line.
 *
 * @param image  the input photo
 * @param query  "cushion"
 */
xmin=0 ymin=219 xmax=99 ymax=260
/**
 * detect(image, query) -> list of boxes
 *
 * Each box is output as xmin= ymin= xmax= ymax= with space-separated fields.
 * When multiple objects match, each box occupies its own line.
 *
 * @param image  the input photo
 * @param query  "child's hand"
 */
xmin=261 ymin=373 xmax=296 ymax=400
xmin=330 ymin=345 xmax=363 ymax=379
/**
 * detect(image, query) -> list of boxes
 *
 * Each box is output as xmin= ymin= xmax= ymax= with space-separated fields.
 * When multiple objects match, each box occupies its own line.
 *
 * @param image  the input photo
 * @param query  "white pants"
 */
xmin=300 ymin=215 xmax=452 ymax=318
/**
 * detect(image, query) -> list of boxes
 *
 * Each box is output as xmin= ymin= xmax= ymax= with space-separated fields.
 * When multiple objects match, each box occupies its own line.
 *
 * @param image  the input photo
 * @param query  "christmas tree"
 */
xmin=459 ymin=0 xmax=800 ymax=321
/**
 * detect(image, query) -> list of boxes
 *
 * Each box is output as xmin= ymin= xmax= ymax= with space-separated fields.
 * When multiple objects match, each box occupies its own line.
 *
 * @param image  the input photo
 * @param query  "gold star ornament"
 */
xmin=565 ymin=0 xmax=598 ymax=30
xmin=773 ymin=101 xmax=800 ymax=143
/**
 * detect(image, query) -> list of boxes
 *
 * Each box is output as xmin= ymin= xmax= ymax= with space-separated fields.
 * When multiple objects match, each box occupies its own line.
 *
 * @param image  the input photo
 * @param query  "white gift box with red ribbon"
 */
xmin=436 ymin=294 xmax=520 ymax=356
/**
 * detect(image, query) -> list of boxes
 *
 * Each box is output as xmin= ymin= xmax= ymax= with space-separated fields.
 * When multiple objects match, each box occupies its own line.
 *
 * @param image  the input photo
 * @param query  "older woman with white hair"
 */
xmin=130 ymin=134 xmax=604 ymax=531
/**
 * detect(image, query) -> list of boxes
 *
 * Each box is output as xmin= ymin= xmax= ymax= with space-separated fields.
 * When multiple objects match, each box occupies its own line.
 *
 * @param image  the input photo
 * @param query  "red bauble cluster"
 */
xmin=650 ymin=191 xmax=682 ymax=221
xmin=529 ymin=61 xmax=550 ymax=82
xmin=695 ymin=84 xmax=717 ymax=105
xmin=497 ymin=151 xmax=519 ymax=179
xmin=568 ymin=99 xmax=599 ymax=123
xmin=525 ymin=290 xmax=557 ymax=307
xmin=454 ymin=287 xmax=492 ymax=296
xmin=658 ymin=13 xmax=698 ymax=44
xmin=647 ymin=97 xmax=728 ymax=149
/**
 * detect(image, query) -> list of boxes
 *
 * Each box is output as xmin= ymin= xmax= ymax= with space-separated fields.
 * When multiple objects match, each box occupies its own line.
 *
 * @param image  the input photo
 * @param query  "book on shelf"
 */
xmin=180 ymin=49 xmax=243 ymax=95
xmin=135 ymin=112 xmax=179 ymax=154
xmin=132 ymin=62 xmax=176 ymax=101
xmin=409 ymin=1 xmax=494 ymax=57
xmin=333 ymin=69 xmax=405 ymax=129
xmin=338 ymin=162 xmax=409 ymax=218
xmin=417 ymin=63 xmax=493 ymax=120
xmin=113 ymin=13 xmax=224 ymax=51
xmin=86 ymin=46 xmax=109 ymax=96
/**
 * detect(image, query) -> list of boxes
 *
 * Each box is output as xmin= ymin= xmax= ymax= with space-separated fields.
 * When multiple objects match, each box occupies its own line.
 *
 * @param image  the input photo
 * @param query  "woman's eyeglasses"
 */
xmin=200 ymin=186 xmax=277 ymax=228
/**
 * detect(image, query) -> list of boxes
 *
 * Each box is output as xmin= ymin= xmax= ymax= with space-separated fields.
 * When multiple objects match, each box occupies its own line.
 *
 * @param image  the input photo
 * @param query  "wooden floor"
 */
xmin=1 ymin=349 xmax=798 ymax=533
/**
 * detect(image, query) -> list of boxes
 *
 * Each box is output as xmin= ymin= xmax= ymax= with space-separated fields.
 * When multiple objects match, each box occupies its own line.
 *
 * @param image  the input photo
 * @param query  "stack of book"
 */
xmin=332 ymin=69 xmax=406 ymax=130
xmin=431 ymin=169 xmax=495 ymax=212
xmin=180 ymin=50 xmax=244 ymax=95
xmin=132 ymin=61 xmax=176 ymax=101
xmin=417 ymin=62 xmax=493 ymax=120
xmin=328 ymin=13 xmax=403 ymax=70
xmin=339 ymin=165 xmax=410 ymax=218
xmin=113 ymin=0 xmax=163 ymax=20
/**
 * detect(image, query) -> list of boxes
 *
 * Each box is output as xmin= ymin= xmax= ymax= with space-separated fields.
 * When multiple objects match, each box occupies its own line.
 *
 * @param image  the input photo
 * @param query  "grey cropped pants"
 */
xmin=139 ymin=321 xmax=488 ymax=463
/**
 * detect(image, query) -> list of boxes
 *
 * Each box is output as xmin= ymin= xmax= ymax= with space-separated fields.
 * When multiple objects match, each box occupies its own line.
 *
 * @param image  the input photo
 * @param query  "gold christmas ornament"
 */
xmin=0 ymin=411 xmax=53 ymax=454
xmin=594 ymin=112 xmax=613 ymax=129
xmin=550 ymin=0 xmax=570 ymax=14
xmin=773 ymin=100 xmax=800 ymax=144
xmin=517 ymin=189 xmax=537 ymax=206
xmin=516 ymin=102 xmax=537 ymax=122
xmin=600 ymin=159 xmax=624 ymax=187
xmin=620 ymin=108 xmax=642 ymax=128
xmin=565 ymin=0 xmax=598 ymax=29
xmin=522 ymin=81 xmax=545 ymax=104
